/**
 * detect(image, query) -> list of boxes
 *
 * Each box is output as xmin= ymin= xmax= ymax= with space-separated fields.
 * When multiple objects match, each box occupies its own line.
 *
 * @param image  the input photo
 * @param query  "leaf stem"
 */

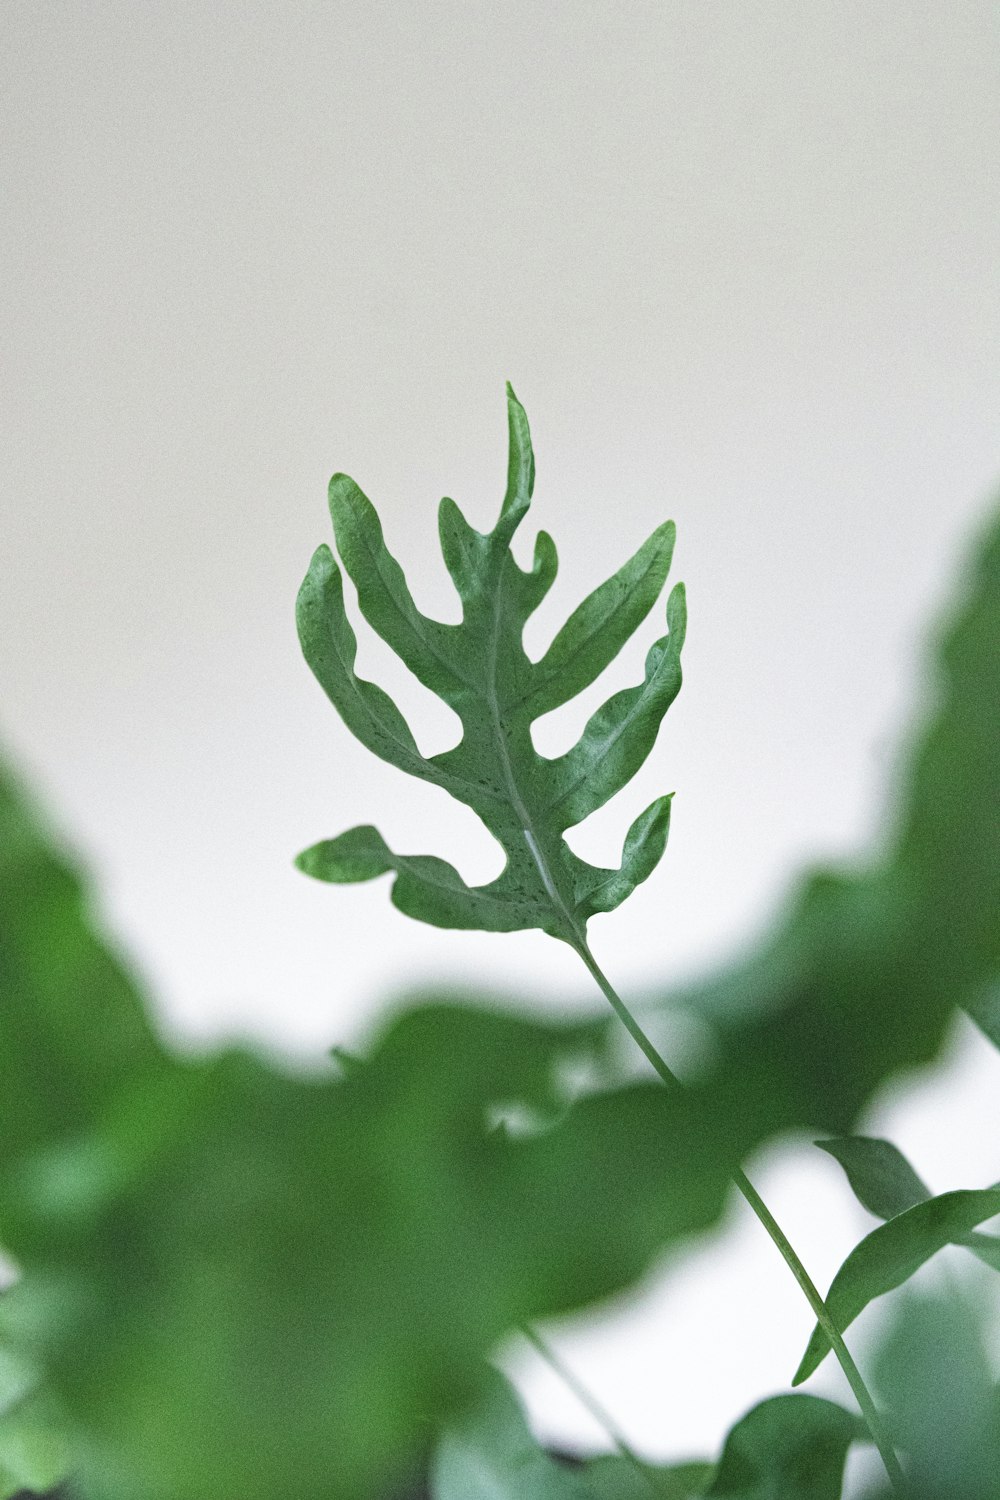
xmin=732 ymin=1168 xmax=907 ymax=1494
xmin=520 ymin=1324 xmax=668 ymax=1498
xmin=569 ymin=934 xmax=907 ymax=1497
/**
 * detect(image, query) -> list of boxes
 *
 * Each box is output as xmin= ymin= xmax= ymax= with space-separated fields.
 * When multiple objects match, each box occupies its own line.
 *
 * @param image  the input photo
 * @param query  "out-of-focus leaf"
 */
xmin=0 ymin=1341 xmax=68 ymax=1499
xmin=431 ymin=1368 xmax=710 ymax=1500
xmin=583 ymin=1396 xmax=863 ymax=1500
xmin=1 ymin=750 xmax=889 ymax=1500
xmin=2 ymin=702 xmax=996 ymax=1499
xmin=431 ymin=1375 xmax=861 ymax=1500
xmin=872 ymin=1289 xmax=1000 ymax=1499
xmin=648 ymin=502 xmax=1000 ymax=1139
xmin=296 ymin=385 xmax=685 ymax=938
xmin=12 ymin=983 xmax=720 ymax=1500
xmin=705 ymin=1394 xmax=863 ymax=1499
xmin=816 ymin=1137 xmax=932 ymax=1221
xmin=0 ymin=762 xmax=165 ymax=1167
xmin=792 ymin=1186 xmax=1000 ymax=1384
xmin=818 ymin=1135 xmax=1000 ymax=1273
xmin=0 ymin=1017 xmax=751 ymax=1500
xmin=963 ymin=985 xmax=1000 ymax=1049
xmin=430 ymin=1366 xmax=592 ymax=1499
xmin=893 ymin=503 xmax=1000 ymax=1013
xmin=0 ymin=752 xmax=746 ymax=1500
xmin=582 ymin=1454 xmax=712 ymax=1499
xmin=961 ymin=1230 xmax=1000 ymax=1271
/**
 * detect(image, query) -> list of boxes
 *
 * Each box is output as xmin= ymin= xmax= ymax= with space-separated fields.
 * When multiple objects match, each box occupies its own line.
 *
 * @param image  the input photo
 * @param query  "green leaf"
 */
xmin=0 ymin=758 xmax=166 ymax=1168
xmin=297 ymin=385 xmax=685 ymax=939
xmin=0 ymin=1001 xmax=752 ymax=1500
xmin=893 ymin=500 xmax=1000 ymax=1009
xmin=5 ymin=490 xmax=998 ymax=1499
xmin=818 ymin=1135 xmax=1000 ymax=1274
xmin=582 ymin=1454 xmax=712 ymax=1499
xmin=647 ymin=502 xmax=1000 ymax=1143
xmin=431 ymin=1372 xmax=860 ymax=1500
xmin=523 ymin=527 xmax=678 ymax=720
xmin=295 ymin=542 xmax=458 ymax=792
xmin=0 ymin=1342 xmax=69 ymax=1500
xmin=0 ymin=1401 xmax=69 ymax=1500
xmin=431 ymin=1369 xmax=711 ymax=1500
xmin=705 ymin=1394 xmax=863 ymax=1500
xmin=816 ymin=1136 xmax=931 ymax=1221
xmin=569 ymin=1397 xmax=861 ymax=1500
xmin=962 ymin=1230 xmax=1000 ymax=1272
xmin=431 ymin=1366 xmax=593 ymax=1499
xmin=792 ymin=1185 xmax=1000 ymax=1384
xmin=8 ymin=993 xmax=684 ymax=1500
xmin=963 ymin=983 xmax=1000 ymax=1050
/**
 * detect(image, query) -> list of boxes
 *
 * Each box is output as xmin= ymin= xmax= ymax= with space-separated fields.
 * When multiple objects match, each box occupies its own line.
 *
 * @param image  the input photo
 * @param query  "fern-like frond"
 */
xmin=297 ymin=385 xmax=685 ymax=941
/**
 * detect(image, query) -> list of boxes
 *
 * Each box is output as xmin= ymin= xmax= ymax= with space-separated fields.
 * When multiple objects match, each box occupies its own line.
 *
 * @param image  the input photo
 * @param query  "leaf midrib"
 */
xmin=483 ymin=558 xmax=583 ymax=943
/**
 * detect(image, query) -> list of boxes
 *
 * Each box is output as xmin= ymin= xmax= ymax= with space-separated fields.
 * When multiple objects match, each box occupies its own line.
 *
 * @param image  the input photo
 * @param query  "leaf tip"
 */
xmin=667 ymin=580 xmax=688 ymax=640
xmin=327 ymin=471 xmax=357 ymax=503
xmin=297 ymin=542 xmax=340 ymax=608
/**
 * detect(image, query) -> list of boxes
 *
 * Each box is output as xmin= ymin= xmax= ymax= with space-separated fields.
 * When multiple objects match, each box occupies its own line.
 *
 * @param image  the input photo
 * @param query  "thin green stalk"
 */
xmin=569 ymin=934 xmax=907 ymax=1497
xmin=521 ymin=1324 xmax=667 ymax=1498
xmin=733 ymin=1168 xmax=907 ymax=1493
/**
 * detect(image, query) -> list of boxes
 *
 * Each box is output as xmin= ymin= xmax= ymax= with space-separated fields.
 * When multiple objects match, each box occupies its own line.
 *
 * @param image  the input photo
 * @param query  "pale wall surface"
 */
xmin=3 ymin=0 xmax=998 ymax=1470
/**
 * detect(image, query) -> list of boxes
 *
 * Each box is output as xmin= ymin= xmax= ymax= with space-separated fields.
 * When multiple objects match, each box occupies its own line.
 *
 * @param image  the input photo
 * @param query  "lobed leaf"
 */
xmin=297 ymin=386 xmax=685 ymax=940
xmin=792 ymin=1185 xmax=1000 ymax=1384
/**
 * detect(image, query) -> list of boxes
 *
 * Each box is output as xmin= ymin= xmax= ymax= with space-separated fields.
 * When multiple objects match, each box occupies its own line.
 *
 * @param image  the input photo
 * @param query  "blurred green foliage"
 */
xmin=1 ymin=394 xmax=997 ymax=1497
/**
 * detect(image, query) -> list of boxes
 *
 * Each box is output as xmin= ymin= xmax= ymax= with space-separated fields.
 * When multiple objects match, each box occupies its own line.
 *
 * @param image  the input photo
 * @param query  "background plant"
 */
xmin=0 ymin=391 xmax=997 ymax=1499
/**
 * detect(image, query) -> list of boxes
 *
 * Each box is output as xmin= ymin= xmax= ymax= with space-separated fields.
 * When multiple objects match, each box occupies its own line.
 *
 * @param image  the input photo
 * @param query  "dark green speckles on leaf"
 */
xmin=296 ymin=386 xmax=685 ymax=941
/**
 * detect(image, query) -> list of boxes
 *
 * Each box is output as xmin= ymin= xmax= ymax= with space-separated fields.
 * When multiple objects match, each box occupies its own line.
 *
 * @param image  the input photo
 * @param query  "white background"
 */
xmin=3 ymin=2 xmax=999 ymax=1480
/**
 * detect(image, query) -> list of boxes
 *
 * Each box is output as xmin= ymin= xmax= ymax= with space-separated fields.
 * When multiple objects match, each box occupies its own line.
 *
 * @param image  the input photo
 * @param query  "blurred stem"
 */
xmin=569 ymin=934 xmax=907 ymax=1497
xmin=520 ymin=1324 xmax=667 ymax=1497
